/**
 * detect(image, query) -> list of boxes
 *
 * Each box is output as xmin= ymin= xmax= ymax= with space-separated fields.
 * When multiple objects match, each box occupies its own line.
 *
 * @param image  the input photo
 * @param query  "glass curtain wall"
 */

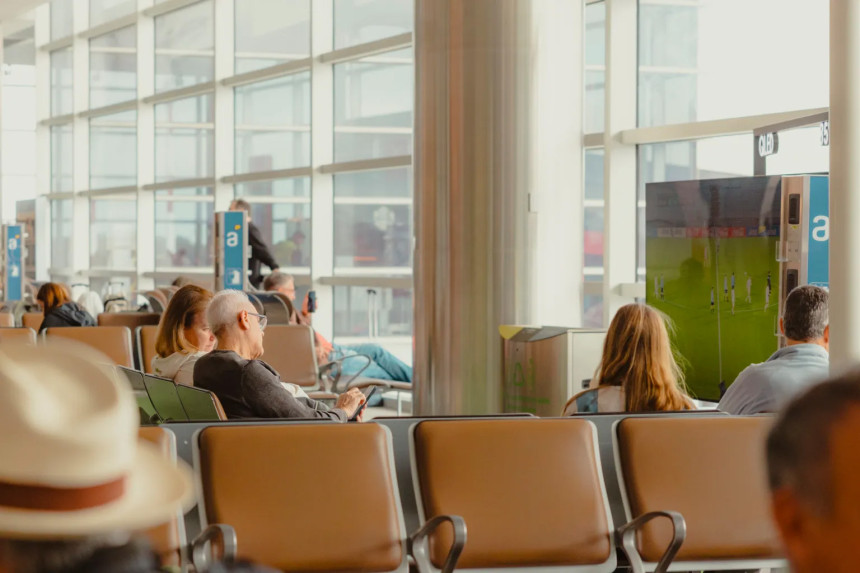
xmin=42 ymin=0 xmax=415 ymax=351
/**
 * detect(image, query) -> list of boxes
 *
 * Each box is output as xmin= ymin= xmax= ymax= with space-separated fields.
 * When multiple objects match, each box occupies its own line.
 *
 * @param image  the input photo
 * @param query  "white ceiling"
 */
xmin=0 ymin=0 xmax=43 ymax=25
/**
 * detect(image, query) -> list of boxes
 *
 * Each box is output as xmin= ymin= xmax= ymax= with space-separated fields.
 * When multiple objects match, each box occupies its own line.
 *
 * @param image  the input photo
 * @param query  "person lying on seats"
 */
xmin=766 ymin=371 xmax=860 ymax=573
xmin=719 ymin=285 xmax=829 ymax=415
xmin=264 ymin=271 xmax=413 ymax=397
xmin=0 ymin=340 xmax=275 ymax=573
xmin=194 ymin=289 xmax=366 ymax=421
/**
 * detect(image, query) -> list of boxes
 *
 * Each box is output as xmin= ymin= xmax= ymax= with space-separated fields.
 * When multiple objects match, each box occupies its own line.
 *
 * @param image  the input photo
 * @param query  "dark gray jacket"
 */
xmin=38 ymin=302 xmax=96 ymax=333
xmin=194 ymin=350 xmax=347 ymax=421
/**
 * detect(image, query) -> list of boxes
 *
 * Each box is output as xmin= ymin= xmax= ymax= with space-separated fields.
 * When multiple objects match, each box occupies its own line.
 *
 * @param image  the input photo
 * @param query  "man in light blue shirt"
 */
xmin=719 ymin=285 xmax=829 ymax=415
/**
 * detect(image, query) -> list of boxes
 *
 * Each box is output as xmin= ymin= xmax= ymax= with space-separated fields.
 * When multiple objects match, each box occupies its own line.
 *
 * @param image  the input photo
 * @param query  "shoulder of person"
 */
xmin=240 ymin=358 xmax=280 ymax=384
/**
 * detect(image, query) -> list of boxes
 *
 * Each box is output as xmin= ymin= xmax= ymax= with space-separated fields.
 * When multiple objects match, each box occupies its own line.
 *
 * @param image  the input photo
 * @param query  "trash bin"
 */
xmin=500 ymin=326 xmax=606 ymax=416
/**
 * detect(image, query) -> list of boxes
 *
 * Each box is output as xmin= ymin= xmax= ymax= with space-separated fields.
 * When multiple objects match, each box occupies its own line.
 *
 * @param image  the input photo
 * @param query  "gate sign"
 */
xmin=5 ymin=225 xmax=22 ymax=302
xmin=807 ymin=176 xmax=829 ymax=288
xmin=222 ymin=211 xmax=246 ymax=290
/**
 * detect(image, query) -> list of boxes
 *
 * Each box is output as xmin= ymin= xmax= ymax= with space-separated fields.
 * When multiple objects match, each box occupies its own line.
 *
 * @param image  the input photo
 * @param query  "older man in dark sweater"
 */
xmin=194 ymin=290 xmax=365 ymax=420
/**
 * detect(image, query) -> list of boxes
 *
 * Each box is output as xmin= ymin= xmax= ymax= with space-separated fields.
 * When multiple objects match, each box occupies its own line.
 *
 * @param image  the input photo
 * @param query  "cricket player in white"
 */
xmin=731 ymin=287 xmax=736 ymax=314
xmin=764 ymin=284 xmax=770 ymax=310
xmin=745 ymin=274 xmax=752 ymax=303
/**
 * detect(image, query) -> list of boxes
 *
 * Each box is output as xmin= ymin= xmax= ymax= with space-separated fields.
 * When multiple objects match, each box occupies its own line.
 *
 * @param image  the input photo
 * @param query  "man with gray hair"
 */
xmin=718 ymin=285 xmax=829 ymax=415
xmin=766 ymin=372 xmax=860 ymax=573
xmin=194 ymin=290 xmax=365 ymax=421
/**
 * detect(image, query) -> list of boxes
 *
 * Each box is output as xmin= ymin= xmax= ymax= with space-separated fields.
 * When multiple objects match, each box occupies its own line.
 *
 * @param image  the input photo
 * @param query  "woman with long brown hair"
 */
xmin=152 ymin=284 xmax=215 ymax=385
xmin=562 ymin=303 xmax=694 ymax=414
xmin=37 ymin=282 xmax=96 ymax=333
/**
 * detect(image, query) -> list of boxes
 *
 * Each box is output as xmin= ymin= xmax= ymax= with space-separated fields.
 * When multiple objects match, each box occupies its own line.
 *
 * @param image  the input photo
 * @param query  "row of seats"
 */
xmin=119 ymin=367 xmax=227 ymax=423
xmin=144 ymin=414 xmax=784 ymax=572
xmin=13 ymin=311 xmax=161 ymax=332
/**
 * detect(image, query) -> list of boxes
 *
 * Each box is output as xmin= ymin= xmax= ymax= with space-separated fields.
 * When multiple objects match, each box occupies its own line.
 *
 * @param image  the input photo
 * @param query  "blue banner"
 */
xmin=222 ymin=211 xmax=245 ymax=290
xmin=807 ymin=176 xmax=829 ymax=288
xmin=5 ymin=225 xmax=22 ymax=302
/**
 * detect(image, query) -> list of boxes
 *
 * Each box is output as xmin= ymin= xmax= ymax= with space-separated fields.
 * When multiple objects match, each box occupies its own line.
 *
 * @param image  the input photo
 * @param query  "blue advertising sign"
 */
xmin=222 ymin=211 xmax=246 ymax=290
xmin=807 ymin=176 xmax=829 ymax=288
xmin=5 ymin=225 xmax=22 ymax=302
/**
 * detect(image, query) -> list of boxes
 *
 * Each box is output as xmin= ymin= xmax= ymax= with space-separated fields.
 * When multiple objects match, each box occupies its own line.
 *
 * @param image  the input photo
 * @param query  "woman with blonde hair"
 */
xmin=562 ymin=303 xmax=694 ymax=414
xmin=152 ymin=284 xmax=215 ymax=385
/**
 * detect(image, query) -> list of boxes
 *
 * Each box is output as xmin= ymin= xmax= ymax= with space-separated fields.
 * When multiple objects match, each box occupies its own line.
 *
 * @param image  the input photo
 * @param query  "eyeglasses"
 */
xmin=247 ymin=312 xmax=267 ymax=332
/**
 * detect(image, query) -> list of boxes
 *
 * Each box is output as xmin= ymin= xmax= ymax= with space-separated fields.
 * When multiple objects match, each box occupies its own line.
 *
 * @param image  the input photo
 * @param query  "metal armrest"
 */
xmin=409 ymin=515 xmax=467 ymax=573
xmin=330 ymin=354 xmax=373 ymax=393
xmin=191 ymin=523 xmax=237 ymax=573
xmin=616 ymin=511 xmax=686 ymax=573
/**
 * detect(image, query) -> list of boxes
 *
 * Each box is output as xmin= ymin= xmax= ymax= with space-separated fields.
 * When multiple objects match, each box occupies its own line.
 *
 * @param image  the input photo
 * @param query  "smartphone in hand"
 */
xmin=349 ymin=386 xmax=379 ymax=421
xmin=307 ymin=290 xmax=317 ymax=313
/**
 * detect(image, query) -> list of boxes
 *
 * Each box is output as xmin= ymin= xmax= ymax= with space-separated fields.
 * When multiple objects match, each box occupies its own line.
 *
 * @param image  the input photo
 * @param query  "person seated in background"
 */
xmin=562 ymin=303 xmax=694 ymax=414
xmin=766 ymin=371 xmax=860 ymax=573
xmin=719 ymin=285 xmax=829 ymax=415
xmin=264 ymin=271 xmax=413 ymax=387
xmin=36 ymin=282 xmax=96 ymax=333
xmin=152 ymin=284 xmax=215 ymax=385
xmin=194 ymin=289 xmax=366 ymax=421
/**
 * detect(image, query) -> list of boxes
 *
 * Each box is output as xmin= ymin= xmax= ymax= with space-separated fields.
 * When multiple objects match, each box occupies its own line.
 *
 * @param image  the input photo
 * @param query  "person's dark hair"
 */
xmin=231 ymin=199 xmax=251 ymax=213
xmin=766 ymin=371 xmax=860 ymax=514
xmin=783 ymin=285 xmax=829 ymax=341
xmin=262 ymin=271 xmax=294 ymax=292
xmin=36 ymin=283 xmax=71 ymax=317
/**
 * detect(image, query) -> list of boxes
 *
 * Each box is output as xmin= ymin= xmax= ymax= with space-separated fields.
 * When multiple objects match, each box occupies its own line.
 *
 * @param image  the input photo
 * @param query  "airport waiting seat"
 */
xmin=176 ymin=384 xmax=227 ymax=421
xmin=98 ymin=311 xmax=161 ymax=330
xmin=0 ymin=327 xmax=36 ymax=344
xmin=261 ymin=324 xmax=321 ymax=389
xmin=138 ymin=427 xmax=186 ymax=568
xmin=137 ymin=325 xmax=159 ymax=374
xmin=143 ymin=375 xmax=189 ymax=422
xmin=614 ymin=416 xmax=785 ymax=572
xmin=411 ymin=418 xmax=616 ymax=572
xmin=45 ymin=325 xmax=134 ymax=368
xmin=0 ymin=312 xmax=13 ymax=327
xmin=21 ymin=311 xmax=42 ymax=331
xmin=117 ymin=366 xmax=160 ymax=425
xmin=144 ymin=290 xmax=168 ymax=313
xmin=193 ymin=423 xmax=464 ymax=572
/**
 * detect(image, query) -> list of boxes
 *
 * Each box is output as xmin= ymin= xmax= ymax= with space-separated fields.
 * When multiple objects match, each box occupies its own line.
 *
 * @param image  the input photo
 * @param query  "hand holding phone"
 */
xmin=349 ymin=386 xmax=378 ymax=421
xmin=307 ymin=290 xmax=317 ymax=313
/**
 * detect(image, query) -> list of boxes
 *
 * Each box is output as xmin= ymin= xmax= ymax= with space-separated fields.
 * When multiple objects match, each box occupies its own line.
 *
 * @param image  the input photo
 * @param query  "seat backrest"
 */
xmin=117 ymin=365 xmax=145 ymax=391
xmin=145 ymin=290 xmax=168 ymax=312
xmin=0 ymin=313 xmax=14 ymax=328
xmin=138 ymin=427 xmax=184 ymax=568
xmin=21 ymin=311 xmax=42 ymax=331
xmin=198 ymin=424 xmax=404 ymax=571
xmin=412 ymin=418 xmax=614 ymax=570
xmin=137 ymin=325 xmax=159 ymax=374
xmin=143 ymin=375 xmax=189 ymax=422
xmin=615 ymin=416 xmax=783 ymax=565
xmin=176 ymin=384 xmax=226 ymax=421
xmin=0 ymin=327 xmax=36 ymax=344
xmin=98 ymin=311 xmax=161 ymax=329
xmin=261 ymin=324 xmax=318 ymax=387
xmin=45 ymin=326 xmax=134 ymax=368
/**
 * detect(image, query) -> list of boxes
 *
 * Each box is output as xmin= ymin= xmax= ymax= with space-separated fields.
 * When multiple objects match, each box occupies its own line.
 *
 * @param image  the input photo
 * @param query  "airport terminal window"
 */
xmin=334 ymin=0 xmax=413 ymax=49
xmin=51 ymin=199 xmax=73 ymax=270
xmin=89 ymin=26 xmax=137 ymax=109
xmin=242 ymin=198 xmax=311 ymax=269
xmin=333 ymin=286 xmax=413 ymax=338
xmin=90 ymin=0 xmax=138 ymax=28
xmin=90 ymin=197 xmax=137 ymax=269
xmin=234 ymin=0 xmax=310 ymax=74
xmin=235 ymin=177 xmax=310 ymax=199
xmin=50 ymin=48 xmax=73 ymax=117
xmin=155 ymin=94 xmax=214 ymax=182
xmin=333 ymin=202 xmax=412 ymax=271
xmin=334 ymin=167 xmax=411 ymax=199
xmin=584 ymin=1 xmax=605 ymax=134
xmin=90 ymin=110 xmax=137 ymax=189
xmin=584 ymin=149 xmax=604 ymax=270
xmin=50 ymin=0 xmax=73 ymax=41
xmin=333 ymin=48 xmax=413 ymax=163
xmin=154 ymin=0 xmax=214 ymax=93
xmin=154 ymin=190 xmax=214 ymax=269
xmin=638 ymin=0 xmax=827 ymax=127
xmin=50 ymin=124 xmax=73 ymax=192
xmin=234 ymin=74 xmax=311 ymax=174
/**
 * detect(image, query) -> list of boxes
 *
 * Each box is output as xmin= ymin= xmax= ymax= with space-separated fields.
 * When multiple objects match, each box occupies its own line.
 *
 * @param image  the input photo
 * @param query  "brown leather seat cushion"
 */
xmin=199 ymin=424 xmax=403 ymax=571
xmin=98 ymin=312 xmax=161 ymax=329
xmin=617 ymin=416 xmax=783 ymax=562
xmin=261 ymin=325 xmax=318 ymax=387
xmin=138 ymin=427 xmax=182 ymax=568
xmin=413 ymin=419 xmax=611 ymax=568
xmin=21 ymin=312 xmax=42 ymax=331
xmin=0 ymin=313 xmax=14 ymax=328
xmin=45 ymin=326 xmax=134 ymax=368
xmin=0 ymin=327 xmax=36 ymax=344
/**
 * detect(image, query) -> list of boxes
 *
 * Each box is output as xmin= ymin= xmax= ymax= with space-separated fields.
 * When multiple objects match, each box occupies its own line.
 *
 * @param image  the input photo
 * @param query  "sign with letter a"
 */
xmin=807 ymin=176 xmax=829 ymax=288
xmin=5 ymin=225 xmax=22 ymax=302
xmin=223 ymin=211 xmax=246 ymax=290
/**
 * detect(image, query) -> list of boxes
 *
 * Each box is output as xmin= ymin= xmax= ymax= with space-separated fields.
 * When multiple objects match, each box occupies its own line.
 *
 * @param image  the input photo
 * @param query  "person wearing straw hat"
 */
xmin=0 ymin=340 xmax=268 ymax=573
